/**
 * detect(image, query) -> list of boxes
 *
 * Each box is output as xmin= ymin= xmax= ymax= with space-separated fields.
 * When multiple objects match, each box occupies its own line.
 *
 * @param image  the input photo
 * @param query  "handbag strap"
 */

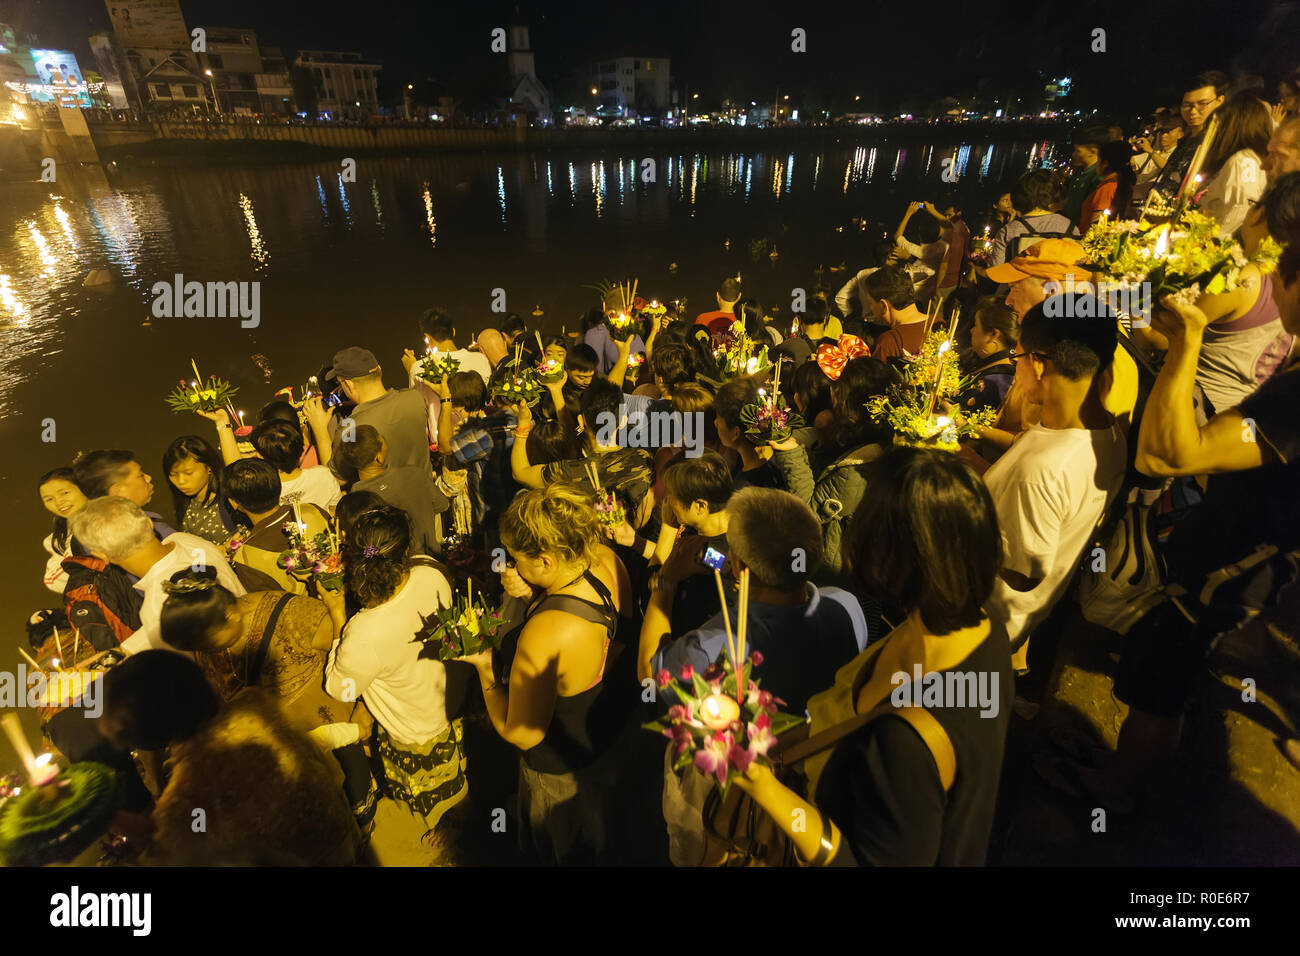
xmin=248 ymin=593 xmax=293 ymax=687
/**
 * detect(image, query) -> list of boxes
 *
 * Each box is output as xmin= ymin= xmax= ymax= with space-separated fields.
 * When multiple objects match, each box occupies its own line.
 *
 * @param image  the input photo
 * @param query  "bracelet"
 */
xmin=514 ymin=424 xmax=534 ymax=436
xmin=218 ymin=423 xmax=233 ymax=430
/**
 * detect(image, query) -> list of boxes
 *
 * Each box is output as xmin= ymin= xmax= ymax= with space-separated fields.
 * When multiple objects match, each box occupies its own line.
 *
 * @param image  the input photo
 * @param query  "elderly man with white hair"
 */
xmin=71 ymin=496 xmax=246 ymax=654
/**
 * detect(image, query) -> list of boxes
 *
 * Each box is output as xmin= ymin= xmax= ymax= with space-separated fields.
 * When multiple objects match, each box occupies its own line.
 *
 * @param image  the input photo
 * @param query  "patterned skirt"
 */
xmin=375 ymin=719 xmax=468 ymax=824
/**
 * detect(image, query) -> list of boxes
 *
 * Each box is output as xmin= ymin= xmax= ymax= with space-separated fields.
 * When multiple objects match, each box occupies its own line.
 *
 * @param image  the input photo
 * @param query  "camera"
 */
xmin=323 ymin=388 xmax=345 ymax=409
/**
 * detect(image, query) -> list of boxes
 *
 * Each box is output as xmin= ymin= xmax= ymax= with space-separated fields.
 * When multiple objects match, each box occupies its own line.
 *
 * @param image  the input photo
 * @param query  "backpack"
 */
xmin=61 ymin=555 xmax=143 ymax=651
xmin=1007 ymin=215 xmax=1076 ymax=260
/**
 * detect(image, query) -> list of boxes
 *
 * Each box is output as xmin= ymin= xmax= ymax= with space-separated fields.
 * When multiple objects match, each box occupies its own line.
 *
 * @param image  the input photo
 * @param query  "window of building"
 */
xmin=634 ymin=60 xmax=640 ymax=69
xmin=153 ymin=83 xmax=169 ymax=97
xmin=182 ymin=85 xmax=198 ymax=98
xmin=208 ymin=53 xmax=224 ymax=68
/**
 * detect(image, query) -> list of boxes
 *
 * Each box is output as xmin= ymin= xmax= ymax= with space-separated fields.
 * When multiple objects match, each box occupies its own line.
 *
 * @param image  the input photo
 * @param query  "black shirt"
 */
xmin=669 ymin=530 xmax=729 ymax=636
xmin=816 ymin=628 xmax=1013 ymax=866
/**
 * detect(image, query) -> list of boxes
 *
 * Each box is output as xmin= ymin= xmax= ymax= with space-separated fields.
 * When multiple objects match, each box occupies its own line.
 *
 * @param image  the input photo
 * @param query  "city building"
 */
xmin=506 ymin=20 xmax=550 ymax=124
xmin=293 ymin=50 xmax=381 ymax=120
xmin=94 ymin=0 xmax=208 ymax=113
xmin=589 ymin=54 xmax=671 ymax=119
xmin=193 ymin=27 xmax=294 ymax=115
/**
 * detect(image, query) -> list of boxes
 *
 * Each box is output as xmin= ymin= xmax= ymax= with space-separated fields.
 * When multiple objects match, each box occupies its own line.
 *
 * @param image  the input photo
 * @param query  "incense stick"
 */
xmin=18 ymin=647 xmax=44 ymax=673
xmin=736 ymin=568 xmax=749 ymax=705
xmin=713 ymin=569 xmax=739 ymax=684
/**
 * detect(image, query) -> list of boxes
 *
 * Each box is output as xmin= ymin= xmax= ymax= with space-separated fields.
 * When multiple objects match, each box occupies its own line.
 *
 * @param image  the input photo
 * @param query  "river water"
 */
xmin=0 ymin=135 xmax=1064 ymax=743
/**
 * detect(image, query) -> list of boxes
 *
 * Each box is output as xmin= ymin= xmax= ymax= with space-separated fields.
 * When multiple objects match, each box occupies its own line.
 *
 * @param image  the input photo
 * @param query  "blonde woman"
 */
xmin=463 ymin=483 xmax=633 ymax=865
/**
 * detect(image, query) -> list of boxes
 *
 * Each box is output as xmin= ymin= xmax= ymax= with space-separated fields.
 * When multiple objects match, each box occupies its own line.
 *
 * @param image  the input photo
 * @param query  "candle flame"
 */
xmin=1154 ymin=226 xmax=1170 ymax=257
xmin=938 ymin=340 xmax=952 ymax=355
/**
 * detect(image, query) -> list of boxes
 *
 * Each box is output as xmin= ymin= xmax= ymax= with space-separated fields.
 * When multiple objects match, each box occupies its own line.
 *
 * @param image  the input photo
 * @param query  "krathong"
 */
xmin=717 ymin=320 xmax=772 ymax=379
xmin=414 ymin=350 xmax=461 ymax=384
xmin=867 ymin=331 xmax=997 ymax=451
xmin=492 ymin=366 xmax=543 ymax=407
xmin=165 ymin=375 xmax=238 ymax=414
xmin=535 ymin=356 xmax=565 ymax=384
xmin=276 ymin=513 xmax=343 ymax=591
xmin=1080 ymin=207 xmax=1282 ymax=315
xmin=644 ymin=569 xmax=805 ymax=793
xmin=415 ymin=583 xmax=506 ymax=662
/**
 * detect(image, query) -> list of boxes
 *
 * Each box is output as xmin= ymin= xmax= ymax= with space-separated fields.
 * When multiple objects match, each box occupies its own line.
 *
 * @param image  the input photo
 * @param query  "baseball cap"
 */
xmin=985 ymin=238 xmax=1093 ymax=285
xmin=324 ymin=346 xmax=381 ymax=381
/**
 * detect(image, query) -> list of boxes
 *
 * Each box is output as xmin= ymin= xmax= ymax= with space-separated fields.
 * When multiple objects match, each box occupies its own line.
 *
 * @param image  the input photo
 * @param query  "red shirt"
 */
xmin=1079 ymin=180 xmax=1119 ymax=232
xmin=695 ymin=310 xmax=736 ymax=337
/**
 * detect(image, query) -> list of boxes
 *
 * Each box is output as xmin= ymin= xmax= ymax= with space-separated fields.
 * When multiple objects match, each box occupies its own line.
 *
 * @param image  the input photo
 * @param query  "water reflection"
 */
xmin=0 ymin=137 xmax=1066 ymax=420
xmin=239 ymin=193 xmax=269 ymax=268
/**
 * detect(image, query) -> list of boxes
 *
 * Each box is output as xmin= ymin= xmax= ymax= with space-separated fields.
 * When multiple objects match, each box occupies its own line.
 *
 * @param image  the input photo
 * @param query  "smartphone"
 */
xmin=702 ymin=546 xmax=727 ymax=571
xmin=918 ymin=202 xmax=926 ymax=209
xmin=323 ymin=388 xmax=345 ymax=409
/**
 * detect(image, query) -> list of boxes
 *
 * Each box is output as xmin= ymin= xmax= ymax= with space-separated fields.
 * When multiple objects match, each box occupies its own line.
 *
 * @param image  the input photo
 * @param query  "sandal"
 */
xmin=1033 ymin=753 xmax=1136 ymax=815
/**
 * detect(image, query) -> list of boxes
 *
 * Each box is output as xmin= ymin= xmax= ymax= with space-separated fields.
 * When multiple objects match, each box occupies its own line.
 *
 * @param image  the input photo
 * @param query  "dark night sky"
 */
xmin=8 ymin=0 xmax=1299 ymax=114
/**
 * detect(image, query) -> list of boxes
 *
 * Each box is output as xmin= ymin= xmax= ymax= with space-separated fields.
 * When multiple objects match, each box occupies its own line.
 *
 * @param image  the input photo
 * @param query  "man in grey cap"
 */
xmin=308 ymin=346 xmax=432 ymax=482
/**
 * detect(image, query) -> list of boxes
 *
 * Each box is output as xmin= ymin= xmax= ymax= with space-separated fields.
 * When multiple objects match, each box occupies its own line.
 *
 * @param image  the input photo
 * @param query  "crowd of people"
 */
xmin=24 ymin=66 xmax=1300 ymax=866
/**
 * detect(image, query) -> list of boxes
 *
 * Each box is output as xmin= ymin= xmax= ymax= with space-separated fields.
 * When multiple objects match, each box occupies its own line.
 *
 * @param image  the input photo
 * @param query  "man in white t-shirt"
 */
xmin=982 ymin=294 xmax=1128 ymax=672
xmin=70 ymin=496 xmax=246 ymax=654
xmin=250 ymin=419 xmax=342 ymax=512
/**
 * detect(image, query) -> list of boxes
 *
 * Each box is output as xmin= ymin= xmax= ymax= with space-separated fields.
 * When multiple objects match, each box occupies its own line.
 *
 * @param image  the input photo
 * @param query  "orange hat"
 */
xmin=986 ymin=238 xmax=1093 ymax=284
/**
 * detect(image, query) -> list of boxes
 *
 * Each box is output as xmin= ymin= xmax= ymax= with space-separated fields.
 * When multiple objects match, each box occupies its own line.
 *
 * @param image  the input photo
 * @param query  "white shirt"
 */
xmin=983 ymin=423 xmax=1127 ymax=648
xmin=1199 ymin=149 xmax=1265 ymax=237
xmin=124 ymin=533 xmax=248 ymax=654
xmin=325 ymin=564 xmax=453 ymax=745
xmin=408 ymin=349 xmax=493 ymax=446
xmin=279 ymin=465 xmax=342 ymax=513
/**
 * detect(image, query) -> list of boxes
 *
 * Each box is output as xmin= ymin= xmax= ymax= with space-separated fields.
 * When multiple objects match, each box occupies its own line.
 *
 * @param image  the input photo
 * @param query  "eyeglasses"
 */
xmin=1008 ymin=349 xmax=1049 ymax=363
xmin=1181 ymin=97 xmax=1218 ymax=112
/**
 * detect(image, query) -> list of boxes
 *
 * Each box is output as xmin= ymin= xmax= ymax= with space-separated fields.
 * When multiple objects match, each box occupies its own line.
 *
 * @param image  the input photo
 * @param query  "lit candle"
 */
xmin=2 ymin=713 xmax=43 ymax=789
xmin=1154 ymin=225 xmax=1170 ymax=258
xmin=925 ymin=340 xmax=953 ymax=419
xmin=699 ymin=693 xmax=741 ymax=730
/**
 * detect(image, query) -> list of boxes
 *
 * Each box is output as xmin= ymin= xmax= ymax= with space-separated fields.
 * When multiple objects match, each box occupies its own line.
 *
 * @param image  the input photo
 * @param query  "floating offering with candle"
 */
xmin=165 ymin=374 xmax=239 ymax=414
xmin=492 ymin=366 xmax=543 ymax=407
xmin=414 ymin=350 xmax=461 ymax=384
xmin=415 ymin=588 xmax=506 ymax=662
xmin=277 ymin=522 xmax=344 ymax=591
xmin=535 ymin=356 xmax=566 ymax=384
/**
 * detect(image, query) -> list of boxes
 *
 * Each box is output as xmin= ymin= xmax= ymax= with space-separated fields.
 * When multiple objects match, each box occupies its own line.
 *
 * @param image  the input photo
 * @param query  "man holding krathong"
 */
xmin=1042 ymin=172 xmax=1300 ymax=804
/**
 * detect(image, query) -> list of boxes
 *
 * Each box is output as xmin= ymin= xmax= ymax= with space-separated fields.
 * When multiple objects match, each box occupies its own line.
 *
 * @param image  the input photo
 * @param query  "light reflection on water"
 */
xmin=0 ymin=138 xmax=1063 ymax=420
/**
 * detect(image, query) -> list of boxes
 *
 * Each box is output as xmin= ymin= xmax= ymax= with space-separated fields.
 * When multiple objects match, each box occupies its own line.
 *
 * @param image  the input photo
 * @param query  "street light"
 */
xmin=855 ymin=94 xmax=860 ymax=101
xmin=204 ymin=68 xmax=222 ymax=115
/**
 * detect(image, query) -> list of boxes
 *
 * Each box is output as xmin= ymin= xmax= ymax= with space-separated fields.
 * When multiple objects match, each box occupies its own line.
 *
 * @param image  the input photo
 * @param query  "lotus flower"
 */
xmin=656 ymin=668 xmax=672 ymax=689
xmin=679 ymin=664 xmax=694 ymax=681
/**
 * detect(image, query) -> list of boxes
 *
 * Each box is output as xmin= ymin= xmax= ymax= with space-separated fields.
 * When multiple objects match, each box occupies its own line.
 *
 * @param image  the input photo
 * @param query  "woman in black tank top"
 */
xmin=463 ymin=485 xmax=634 ymax=864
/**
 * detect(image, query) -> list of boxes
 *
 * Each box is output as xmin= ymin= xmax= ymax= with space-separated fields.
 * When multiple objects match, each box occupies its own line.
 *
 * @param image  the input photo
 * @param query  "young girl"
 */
xmin=39 ymin=466 xmax=89 ymax=593
xmin=164 ymin=435 xmax=239 ymax=546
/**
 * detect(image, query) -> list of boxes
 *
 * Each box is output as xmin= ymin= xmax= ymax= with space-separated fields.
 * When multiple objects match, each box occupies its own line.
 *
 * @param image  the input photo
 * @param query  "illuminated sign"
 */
xmin=21 ymin=51 xmax=93 ymax=106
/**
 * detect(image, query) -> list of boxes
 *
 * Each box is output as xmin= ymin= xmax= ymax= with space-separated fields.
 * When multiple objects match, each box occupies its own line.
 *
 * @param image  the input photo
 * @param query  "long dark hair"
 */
xmin=163 ymin=435 xmax=230 ymax=530
xmin=39 ymin=466 xmax=78 ymax=551
xmin=845 ymin=447 xmax=1001 ymax=635
xmin=344 ymin=505 xmax=413 ymax=607
xmin=159 ymin=566 xmax=238 ymax=653
xmin=1096 ymin=140 xmax=1136 ymax=214
xmin=791 ymin=360 xmax=832 ymax=423
xmin=831 ymin=356 xmax=898 ymax=451
xmin=1203 ymin=92 xmax=1272 ymax=179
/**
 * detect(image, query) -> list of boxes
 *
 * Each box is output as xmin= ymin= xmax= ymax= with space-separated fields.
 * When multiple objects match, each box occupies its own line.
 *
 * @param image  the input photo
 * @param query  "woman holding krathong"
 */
xmin=722 ymin=447 xmax=1012 ymax=866
xmin=461 ymin=483 xmax=635 ymax=865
